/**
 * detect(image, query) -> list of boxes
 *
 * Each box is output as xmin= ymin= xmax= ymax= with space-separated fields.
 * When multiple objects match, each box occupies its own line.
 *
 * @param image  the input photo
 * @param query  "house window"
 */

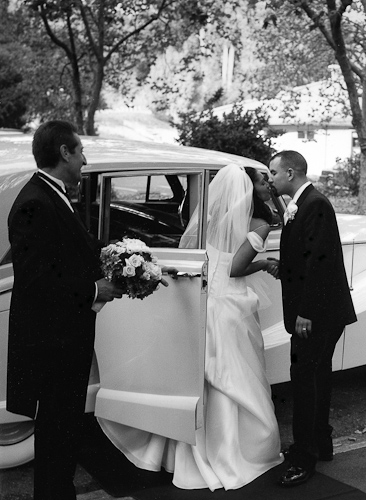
xmin=298 ymin=130 xmax=315 ymax=141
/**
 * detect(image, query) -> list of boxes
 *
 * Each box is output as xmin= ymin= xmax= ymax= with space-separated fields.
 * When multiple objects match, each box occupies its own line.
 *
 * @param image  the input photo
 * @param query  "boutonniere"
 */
xmin=284 ymin=200 xmax=298 ymax=224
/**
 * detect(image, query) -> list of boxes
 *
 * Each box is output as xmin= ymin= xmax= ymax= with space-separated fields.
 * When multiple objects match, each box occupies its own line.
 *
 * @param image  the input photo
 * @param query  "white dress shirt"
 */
xmin=38 ymin=170 xmax=74 ymax=212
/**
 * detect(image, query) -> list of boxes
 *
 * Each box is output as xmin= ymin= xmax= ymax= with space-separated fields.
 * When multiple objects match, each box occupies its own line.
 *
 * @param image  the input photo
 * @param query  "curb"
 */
xmin=333 ymin=434 xmax=366 ymax=454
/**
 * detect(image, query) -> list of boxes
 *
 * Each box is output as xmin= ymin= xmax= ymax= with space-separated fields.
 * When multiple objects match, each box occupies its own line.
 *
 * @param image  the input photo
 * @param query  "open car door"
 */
xmin=92 ymin=170 xmax=208 ymax=445
xmin=94 ymin=249 xmax=208 ymax=444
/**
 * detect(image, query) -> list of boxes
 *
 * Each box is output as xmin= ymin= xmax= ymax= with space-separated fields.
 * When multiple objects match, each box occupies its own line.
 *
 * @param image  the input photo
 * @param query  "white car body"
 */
xmin=0 ymin=132 xmax=365 ymax=469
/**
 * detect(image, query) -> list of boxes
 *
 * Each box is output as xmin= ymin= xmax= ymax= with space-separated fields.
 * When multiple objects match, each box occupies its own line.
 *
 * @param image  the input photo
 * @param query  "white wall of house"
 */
xmin=272 ymin=127 xmax=355 ymax=178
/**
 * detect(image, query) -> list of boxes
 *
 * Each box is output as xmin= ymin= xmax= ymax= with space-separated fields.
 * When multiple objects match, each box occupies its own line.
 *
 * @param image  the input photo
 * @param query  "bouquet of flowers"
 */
xmin=92 ymin=237 xmax=163 ymax=312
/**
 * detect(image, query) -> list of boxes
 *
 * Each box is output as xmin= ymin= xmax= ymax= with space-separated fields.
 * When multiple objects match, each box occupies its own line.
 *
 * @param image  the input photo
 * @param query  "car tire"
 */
xmin=0 ymin=421 xmax=35 ymax=469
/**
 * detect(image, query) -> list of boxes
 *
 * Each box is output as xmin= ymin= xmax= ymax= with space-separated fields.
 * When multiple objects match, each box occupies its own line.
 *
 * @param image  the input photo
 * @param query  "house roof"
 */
xmin=214 ymin=79 xmax=353 ymax=129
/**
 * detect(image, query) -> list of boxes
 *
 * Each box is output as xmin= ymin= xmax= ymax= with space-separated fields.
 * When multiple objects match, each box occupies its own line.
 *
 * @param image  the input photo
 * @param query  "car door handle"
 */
xmin=176 ymin=272 xmax=201 ymax=277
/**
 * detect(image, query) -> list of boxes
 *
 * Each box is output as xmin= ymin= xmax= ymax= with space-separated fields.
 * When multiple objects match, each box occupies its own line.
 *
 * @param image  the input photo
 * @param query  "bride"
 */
xmin=98 ymin=163 xmax=283 ymax=491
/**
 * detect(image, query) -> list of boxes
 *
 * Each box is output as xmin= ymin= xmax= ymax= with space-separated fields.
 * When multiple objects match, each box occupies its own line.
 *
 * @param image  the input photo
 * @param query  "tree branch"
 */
xmin=325 ymin=0 xmax=364 ymax=134
xmin=339 ymin=0 xmax=353 ymax=15
xmin=296 ymin=0 xmax=336 ymax=50
xmin=39 ymin=4 xmax=72 ymax=59
xmin=76 ymin=0 xmax=100 ymax=59
xmin=104 ymin=0 xmax=174 ymax=64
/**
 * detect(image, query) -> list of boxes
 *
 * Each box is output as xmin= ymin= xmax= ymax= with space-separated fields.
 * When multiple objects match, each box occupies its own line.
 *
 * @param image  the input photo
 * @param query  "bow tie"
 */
xmin=37 ymin=171 xmax=70 ymax=200
xmin=284 ymin=200 xmax=298 ymax=225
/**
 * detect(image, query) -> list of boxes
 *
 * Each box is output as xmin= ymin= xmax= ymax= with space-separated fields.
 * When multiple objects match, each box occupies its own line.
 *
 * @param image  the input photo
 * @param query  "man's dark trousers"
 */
xmin=289 ymin=321 xmax=344 ymax=469
xmin=33 ymin=339 xmax=94 ymax=499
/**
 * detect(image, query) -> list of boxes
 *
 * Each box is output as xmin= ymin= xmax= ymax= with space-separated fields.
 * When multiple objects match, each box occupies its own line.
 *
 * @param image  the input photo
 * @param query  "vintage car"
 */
xmin=0 ymin=131 xmax=365 ymax=470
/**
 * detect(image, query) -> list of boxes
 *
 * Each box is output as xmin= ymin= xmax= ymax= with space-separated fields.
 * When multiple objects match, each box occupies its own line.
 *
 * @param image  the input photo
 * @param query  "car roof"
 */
xmin=0 ymin=131 xmax=268 ymax=173
xmin=0 ymin=131 xmax=268 ymax=261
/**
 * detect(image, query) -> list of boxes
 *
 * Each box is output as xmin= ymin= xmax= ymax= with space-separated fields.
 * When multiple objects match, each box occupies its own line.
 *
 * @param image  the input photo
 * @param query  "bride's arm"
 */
xmin=230 ymin=222 xmax=273 ymax=277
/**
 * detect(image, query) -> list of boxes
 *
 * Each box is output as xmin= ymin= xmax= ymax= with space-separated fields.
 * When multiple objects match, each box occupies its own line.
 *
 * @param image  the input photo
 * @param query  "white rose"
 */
xmin=123 ymin=265 xmax=136 ymax=277
xmin=143 ymin=262 xmax=162 ymax=281
xmin=127 ymin=254 xmax=143 ymax=267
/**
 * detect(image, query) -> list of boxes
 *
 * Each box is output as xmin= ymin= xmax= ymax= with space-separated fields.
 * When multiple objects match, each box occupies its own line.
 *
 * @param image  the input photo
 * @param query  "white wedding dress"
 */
xmin=98 ymin=231 xmax=283 ymax=492
xmin=98 ymin=164 xmax=283 ymax=491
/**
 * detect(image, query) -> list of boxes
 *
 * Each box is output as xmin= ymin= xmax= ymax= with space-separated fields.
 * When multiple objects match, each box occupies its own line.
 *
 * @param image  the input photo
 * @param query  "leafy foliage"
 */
xmin=255 ymin=0 xmax=366 ymax=209
xmin=173 ymin=104 xmax=282 ymax=164
xmin=322 ymin=155 xmax=361 ymax=197
xmin=0 ymin=46 xmax=28 ymax=128
xmin=249 ymin=1 xmax=334 ymax=99
xmin=0 ymin=5 xmax=29 ymax=128
xmin=20 ymin=0 xmax=241 ymax=134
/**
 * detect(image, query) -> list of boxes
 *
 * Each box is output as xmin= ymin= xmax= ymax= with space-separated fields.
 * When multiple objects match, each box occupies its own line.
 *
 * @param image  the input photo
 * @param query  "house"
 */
xmin=213 ymin=73 xmax=358 ymax=179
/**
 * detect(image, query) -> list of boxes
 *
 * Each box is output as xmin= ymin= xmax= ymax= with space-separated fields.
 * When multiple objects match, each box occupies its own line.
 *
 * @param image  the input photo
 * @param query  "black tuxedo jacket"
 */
xmin=280 ymin=184 xmax=356 ymax=334
xmin=7 ymin=173 xmax=103 ymax=418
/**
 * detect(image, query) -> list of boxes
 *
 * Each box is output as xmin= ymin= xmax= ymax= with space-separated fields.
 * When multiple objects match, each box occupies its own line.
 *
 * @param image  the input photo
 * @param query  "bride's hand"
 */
xmin=264 ymin=258 xmax=279 ymax=279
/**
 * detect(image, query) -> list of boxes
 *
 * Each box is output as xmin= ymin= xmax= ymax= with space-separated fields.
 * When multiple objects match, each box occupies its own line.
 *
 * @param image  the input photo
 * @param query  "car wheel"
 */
xmin=0 ymin=421 xmax=35 ymax=469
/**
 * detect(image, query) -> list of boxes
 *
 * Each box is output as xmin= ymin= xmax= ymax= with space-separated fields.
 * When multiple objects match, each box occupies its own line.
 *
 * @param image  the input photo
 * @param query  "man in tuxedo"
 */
xmin=7 ymin=120 xmax=123 ymax=499
xmin=268 ymin=151 xmax=357 ymax=487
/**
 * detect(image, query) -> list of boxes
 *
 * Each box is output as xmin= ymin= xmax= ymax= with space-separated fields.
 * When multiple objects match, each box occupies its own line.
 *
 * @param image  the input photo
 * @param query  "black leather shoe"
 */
xmin=278 ymin=466 xmax=315 ymax=487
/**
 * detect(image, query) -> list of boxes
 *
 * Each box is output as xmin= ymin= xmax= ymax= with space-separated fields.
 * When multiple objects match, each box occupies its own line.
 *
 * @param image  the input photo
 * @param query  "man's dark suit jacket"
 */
xmin=7 ymin=173 xmax=103 ymax=419
xmin=280 ymin=184 xmax=356 ymax=334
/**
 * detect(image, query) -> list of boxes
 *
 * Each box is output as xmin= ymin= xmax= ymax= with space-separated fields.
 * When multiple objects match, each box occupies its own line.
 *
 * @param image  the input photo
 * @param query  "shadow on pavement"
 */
xmin=78 ymin=414 xmax=366 ymax=500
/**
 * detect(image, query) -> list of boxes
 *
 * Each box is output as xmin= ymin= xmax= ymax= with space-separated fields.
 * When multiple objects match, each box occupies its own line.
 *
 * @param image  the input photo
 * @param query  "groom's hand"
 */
xmin=265 ymin=258 xmax=280 ymax=279
xmin=295 ymin=316 xmax=312 ymax=339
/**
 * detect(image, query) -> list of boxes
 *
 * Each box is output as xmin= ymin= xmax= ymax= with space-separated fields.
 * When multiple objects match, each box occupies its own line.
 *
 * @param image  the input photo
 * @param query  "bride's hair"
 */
xmin=244 ymin=167 xmax=273 ymax=225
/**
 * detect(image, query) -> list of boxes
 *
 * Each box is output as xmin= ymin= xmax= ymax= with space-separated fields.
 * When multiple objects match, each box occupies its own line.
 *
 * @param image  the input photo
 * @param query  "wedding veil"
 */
xmin=179 ymin=163 xmax=254 ymax=254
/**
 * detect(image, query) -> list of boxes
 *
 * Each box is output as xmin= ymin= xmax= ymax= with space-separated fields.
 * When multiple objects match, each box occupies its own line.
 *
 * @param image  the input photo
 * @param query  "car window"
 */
xmin=0 ymin=248 xmax=12 ymax=266
xmin=110 ymin=175 xmax=181 ymax=203
xmin=80 ymin=172 xmax=202 ymax=249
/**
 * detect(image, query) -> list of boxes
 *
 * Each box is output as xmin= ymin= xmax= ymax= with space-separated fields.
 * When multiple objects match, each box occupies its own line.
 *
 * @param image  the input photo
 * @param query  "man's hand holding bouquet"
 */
xmin=92 ymin=237 xmax=173 ymax=312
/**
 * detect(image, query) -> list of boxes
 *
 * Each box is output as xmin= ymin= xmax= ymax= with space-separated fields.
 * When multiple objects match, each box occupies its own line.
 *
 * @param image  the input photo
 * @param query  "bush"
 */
xmin=172 ymin=104 xmax=282 ymax=165
xmin=319 ymin=155 xmax=360 ymax=197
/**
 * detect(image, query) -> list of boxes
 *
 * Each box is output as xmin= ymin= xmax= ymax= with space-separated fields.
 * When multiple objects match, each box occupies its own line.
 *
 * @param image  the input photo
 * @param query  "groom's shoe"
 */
xmin=278 ymin=466 xmax=315 ymax=487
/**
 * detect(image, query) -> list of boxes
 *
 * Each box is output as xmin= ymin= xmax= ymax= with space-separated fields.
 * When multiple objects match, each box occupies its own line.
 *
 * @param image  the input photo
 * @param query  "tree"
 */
xmin=0 ymin=46 xmax=28 ymax=129
xmin=173 ymin=103 xmax=281 ymax=164
xmin=22 ymin=0 xmax=234 ymax=135
xmin=140 ymin=0 xmax=258 ymax=118
xmin=253 ymin=0 xmax=366 ymax=212
xmin=0 ymin=2 xmax=29 ymax=128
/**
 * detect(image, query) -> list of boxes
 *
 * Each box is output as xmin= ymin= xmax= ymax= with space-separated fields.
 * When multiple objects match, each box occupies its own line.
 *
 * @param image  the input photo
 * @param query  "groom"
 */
xmin=268 ymin=151 xmax=357 ymax=487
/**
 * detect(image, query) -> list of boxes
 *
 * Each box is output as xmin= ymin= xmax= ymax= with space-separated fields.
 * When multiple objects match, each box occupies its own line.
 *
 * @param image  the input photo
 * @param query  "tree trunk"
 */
xmin=85 ymin=62 xmax=104 ymax=136
xmin=359 ymin=149 xmax=366 ymax=214
xmin=69 ymin=62 xmax=84 ymax=134
xmin=330 ymin=14 xmax=366 ymax=213
xmin=71 ymin=75 xmax=85 ymax=134
xmin=66 ymin=12 xmax=85 ymax=134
